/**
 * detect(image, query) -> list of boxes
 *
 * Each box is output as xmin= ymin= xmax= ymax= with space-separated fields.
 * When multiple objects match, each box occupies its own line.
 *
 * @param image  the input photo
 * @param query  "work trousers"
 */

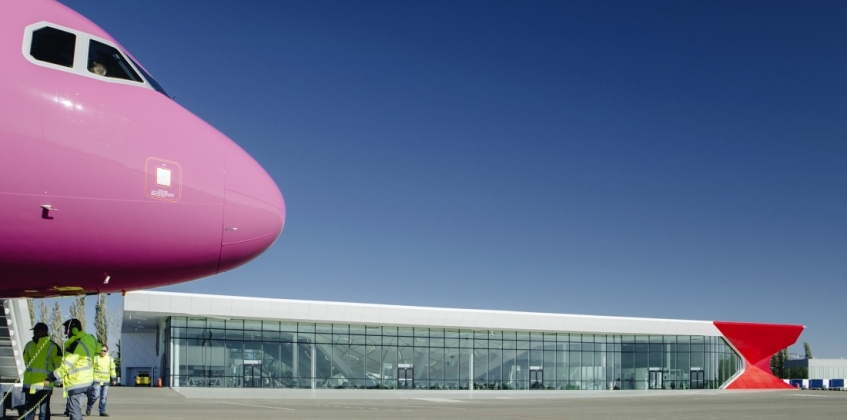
xmin=66 ymin=392 xmax=85 ymax=420
xmin=22 ymin=389 xmax=51 ymax=420
xmin=86 ymin=383 xmax=110 ymax=415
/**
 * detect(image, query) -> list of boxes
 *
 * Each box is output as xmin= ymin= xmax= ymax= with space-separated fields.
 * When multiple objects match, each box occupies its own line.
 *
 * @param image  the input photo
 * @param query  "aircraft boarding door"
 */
xmin=244 ymin=360 xmax=262 ymax=388
xmin=529 ymin=367 xmax=543 ymax=389
xmin=690 ymin=369 xmax=704 ymax=389
xmin=398 ymin=364 xmax=414 ymax=389
xmin=648 ymin=369 xmax=663 ymax=389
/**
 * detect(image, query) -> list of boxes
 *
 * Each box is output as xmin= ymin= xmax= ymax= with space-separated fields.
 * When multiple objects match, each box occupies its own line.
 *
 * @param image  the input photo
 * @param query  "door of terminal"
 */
xmin=690 ymin=369 xmax=704 ymax=389
xmin=398 ymin=365 xmax=414 ymax=389
xmin=529 ymin=368 xmax=543 ymax=389
xmin=244 ymin=361 xmax=262 ymax=388
xmin=648 ymin=370 xmax=664 ymax=389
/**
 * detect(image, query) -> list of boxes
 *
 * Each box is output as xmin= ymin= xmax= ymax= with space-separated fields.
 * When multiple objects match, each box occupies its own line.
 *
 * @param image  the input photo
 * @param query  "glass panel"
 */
xmin=556 ymin=344 xmax=568 ymax=389
xmin=649 ymin=351 xmax=662 ymax=368
xmin=278 ymin=342 xmax=296 ymax=388
xmin=263 ymin=329 xmax=280 ymax=342
xmin=243 ymin=329 xmax=262 ymax=342
xmin=88 ymin=40 xmax=142 ymax=82
xmin=473 ymin=349 xmax=487 ymax=389
xmin=314 ymin=343 xmax=332 ymax=387
xmin=489 ymin=348 xmax=502 ymax=388
xmin=262 ymin=343 xmax=281 ymax=388
xmin=516 ymin=347 xmax=529 ymax=389
xmin=226 ymin=328 xmax=243 ymax=341
xmin=365 ymin=343 xmax=382 ymax=389
xmin=501 ymin=347 xmax=517 ymax=389
xmin=430 ymin=336 xmax=444 ymax=347
xmin=414 ymin=347 xmax=429 ymax=389
xmin=30 ymin=27 xmax=76 ymax=68
xmin=350 ymin=325 xmax=366 ymax=335
xmin=398 ymin=347 xmax=415 ymax=368
xmin=582 ymin=351 xmax=594 ymax=383
xmin=381 ymin=346 xmax=397 ymax=389
xmin=225 ymin=341 xmax=242 ymax=388
xmin=296 ymin=342 xmax=312 ymax=388
xmin=620 ymin=351 xmax=634 ymax=390
xmin=444 ymin=347 xmax=460 ymax=389
xmin=333 ymin=324 xmax=348 ymax=334
xmin=543 ymin=347 xmax=556 ymax=389
xmin=430 ymin=347 xmax=445 ymax=389
xmin=460 ymin=330 xmax=472 ymax=348
xmin=298 ymin=323 xmax=315 ymax=333
xmin=459 ymin=348 xmax=471 ymax=389
xmin=331 ymin=344 xmax=350 ymax=388
xmin=348 ymin=344 xmax=366 ymax=388
xmin=187 ymin=318 xmax=206 ymax=328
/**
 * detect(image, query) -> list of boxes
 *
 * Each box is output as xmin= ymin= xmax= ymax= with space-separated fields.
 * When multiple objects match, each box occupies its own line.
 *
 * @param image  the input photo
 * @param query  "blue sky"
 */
xmin=57 ymin=0 xmax=846 ymax=357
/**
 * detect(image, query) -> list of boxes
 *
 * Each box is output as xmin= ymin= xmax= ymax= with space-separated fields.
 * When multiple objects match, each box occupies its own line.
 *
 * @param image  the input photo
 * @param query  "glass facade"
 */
xmin=165 ymin=317 xmax=742 ymax=390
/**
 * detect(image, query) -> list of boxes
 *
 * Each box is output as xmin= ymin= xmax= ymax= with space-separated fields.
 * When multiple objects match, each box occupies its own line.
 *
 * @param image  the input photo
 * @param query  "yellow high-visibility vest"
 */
xmin=23 ymin=337 xmax=61 ymax=390
xmin=53 ymin=330 xmax=97 ymax=394
xmin=93 ymin=353 xmax=116 ymax=383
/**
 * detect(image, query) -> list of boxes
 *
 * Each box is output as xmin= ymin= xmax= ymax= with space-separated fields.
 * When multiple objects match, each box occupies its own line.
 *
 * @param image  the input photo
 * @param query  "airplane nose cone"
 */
xmin=218 ymin=144 xmax=285 ymax=273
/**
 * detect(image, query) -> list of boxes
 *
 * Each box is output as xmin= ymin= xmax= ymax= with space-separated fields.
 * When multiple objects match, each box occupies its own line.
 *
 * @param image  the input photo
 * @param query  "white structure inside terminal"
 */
xmin=122 ymin=291 xmax=743 ymax=390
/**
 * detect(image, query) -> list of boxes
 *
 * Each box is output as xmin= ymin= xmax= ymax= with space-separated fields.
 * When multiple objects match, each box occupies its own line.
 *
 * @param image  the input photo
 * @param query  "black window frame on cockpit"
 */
xmin=22 ymin=21 xmax=170 ymax=98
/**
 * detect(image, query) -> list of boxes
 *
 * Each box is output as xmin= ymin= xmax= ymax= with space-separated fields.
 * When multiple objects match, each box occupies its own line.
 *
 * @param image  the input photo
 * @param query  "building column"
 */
xmin=469 ymin=351 xmax=474 ymax=390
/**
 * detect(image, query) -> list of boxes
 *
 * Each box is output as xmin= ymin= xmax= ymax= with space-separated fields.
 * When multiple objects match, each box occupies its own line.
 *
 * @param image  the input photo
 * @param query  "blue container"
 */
xmin=829 ymin=379 xmax=844 ymax=388
xmin=809 ymin=379 xmax=824 ymax=389
xmin=789 ymin=379 xmax=803 ymax=388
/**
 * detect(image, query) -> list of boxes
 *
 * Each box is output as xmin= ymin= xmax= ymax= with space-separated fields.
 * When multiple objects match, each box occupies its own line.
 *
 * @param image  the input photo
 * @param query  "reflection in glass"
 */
xmin=166 ymin=318 xmax=742 ymax=392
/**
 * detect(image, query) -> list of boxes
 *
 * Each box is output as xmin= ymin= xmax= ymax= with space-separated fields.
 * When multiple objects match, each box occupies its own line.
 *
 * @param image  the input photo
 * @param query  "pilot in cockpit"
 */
xmin=89 ymin=61 xmax=107 ymax=76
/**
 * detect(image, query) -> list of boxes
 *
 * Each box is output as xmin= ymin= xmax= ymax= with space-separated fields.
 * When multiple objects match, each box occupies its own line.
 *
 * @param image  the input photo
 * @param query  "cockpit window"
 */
xmin=30 ymin=27 xmax=76 ymax=67
xmin=127 ymin=56 xmax=170 ymax=97
xmin=88 ymin=40 xmax=142 ymax=82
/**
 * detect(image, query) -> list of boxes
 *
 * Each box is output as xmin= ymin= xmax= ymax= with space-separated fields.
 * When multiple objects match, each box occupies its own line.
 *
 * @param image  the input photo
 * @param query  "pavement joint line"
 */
xmin=219 ymin=401 xmax=295 ymax=411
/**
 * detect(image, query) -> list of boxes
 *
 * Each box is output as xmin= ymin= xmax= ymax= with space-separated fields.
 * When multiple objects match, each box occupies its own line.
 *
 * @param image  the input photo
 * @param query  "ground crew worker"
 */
xmin=22 ymin=322 xmax=62 ymax=420
xmin=44 ymin=319 xmax=97 ymax=420
xmin=86 ymin=344 xmax=116 ymax=417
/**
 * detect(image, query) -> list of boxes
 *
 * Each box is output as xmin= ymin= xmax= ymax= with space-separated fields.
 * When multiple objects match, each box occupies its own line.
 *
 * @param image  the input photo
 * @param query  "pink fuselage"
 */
xmin=0 ymin=0 xmax=285 ymax=298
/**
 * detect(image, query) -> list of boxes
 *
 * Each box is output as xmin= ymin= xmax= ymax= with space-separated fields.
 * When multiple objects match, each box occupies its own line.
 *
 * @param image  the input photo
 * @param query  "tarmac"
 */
xmin=25 ymin=387 xmax=847 ymax=419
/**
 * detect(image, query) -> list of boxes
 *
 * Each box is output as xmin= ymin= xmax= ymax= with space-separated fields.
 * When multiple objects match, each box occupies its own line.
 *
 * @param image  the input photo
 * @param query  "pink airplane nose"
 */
xmin=218 ymin=144 xmax=285 ymax=273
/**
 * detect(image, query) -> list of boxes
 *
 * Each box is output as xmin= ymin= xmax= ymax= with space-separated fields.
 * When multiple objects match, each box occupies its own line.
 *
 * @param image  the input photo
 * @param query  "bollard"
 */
xmin=157 ymin=378 xmax=162 ymax=388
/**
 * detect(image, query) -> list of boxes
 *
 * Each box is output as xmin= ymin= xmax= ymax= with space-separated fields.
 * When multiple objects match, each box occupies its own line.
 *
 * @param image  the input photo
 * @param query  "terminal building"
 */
xmin=120 ymin=291 xmax=804 ymax=391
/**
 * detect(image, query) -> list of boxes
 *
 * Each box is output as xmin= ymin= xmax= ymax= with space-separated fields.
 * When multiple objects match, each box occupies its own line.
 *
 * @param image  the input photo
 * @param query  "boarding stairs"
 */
xmin=0 ymin=299 xmax=30 ymax=383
